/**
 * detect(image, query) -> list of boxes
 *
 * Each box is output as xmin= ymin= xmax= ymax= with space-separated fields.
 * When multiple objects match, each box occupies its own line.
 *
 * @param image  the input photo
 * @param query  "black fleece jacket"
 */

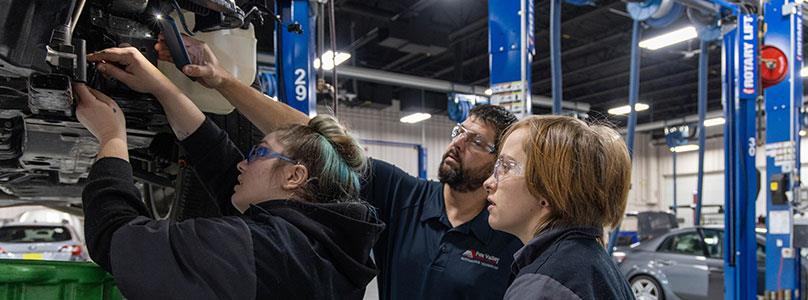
xmin=504 ymin=226 xmax=635 ymax=300
xmin=82 ymin=118 xmax=385 ymax=300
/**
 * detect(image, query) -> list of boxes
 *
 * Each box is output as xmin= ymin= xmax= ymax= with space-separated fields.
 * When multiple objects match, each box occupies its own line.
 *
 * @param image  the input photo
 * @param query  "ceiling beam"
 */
xmin=596 ymin=78 xmax=722 ymax=109
xmin=470 ymin=30 xmax=630 ymax=86
xmin=560 ymin=59 xmax=694 ymax=94
xmin=571 ymin=65 xmax=719 ymax=102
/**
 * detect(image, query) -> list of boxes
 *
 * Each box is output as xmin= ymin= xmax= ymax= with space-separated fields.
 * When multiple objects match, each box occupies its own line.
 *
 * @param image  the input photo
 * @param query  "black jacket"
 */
xmin=82 ymin=118 xmax=384 ymax=299
xmin=504 ymin=226 xmax=635 ymax=300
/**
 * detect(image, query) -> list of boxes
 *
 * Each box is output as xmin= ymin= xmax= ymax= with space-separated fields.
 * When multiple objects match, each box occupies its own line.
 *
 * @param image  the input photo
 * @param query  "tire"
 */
xmin=630 ymin=275 xmax=664 ymax=300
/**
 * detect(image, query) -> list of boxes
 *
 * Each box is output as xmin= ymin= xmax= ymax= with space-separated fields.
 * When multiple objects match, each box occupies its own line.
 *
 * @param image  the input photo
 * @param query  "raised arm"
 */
xmin=88 ymin=46 xmax=243 ymax=215
xmin=155 ymin=35 xmax=309 ymax=134
xmin=88 ymin=47 xmax=205 ymax=140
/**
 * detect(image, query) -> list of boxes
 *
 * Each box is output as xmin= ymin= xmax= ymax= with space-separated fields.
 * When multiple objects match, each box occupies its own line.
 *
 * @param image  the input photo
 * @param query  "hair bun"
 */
xmin=308 ymin=115 xmax=367 ymax=171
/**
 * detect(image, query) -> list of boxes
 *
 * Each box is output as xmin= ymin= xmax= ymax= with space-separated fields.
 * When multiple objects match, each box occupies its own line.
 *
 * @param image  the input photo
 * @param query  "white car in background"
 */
xmin=0 ymin=223 xmax=88 ymax=261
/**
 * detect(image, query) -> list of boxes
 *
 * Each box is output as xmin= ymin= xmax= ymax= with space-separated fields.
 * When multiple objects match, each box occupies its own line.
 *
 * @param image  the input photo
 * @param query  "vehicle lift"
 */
xmin=760 ymin=0 xmax=804 ymax=297
xmin=604 ymin=0 xmax=803 ymax=298
xmin=490 ymin=0 xmax=804 ymax=297
xmin=609 ymin=0 xmax=804 ymax=297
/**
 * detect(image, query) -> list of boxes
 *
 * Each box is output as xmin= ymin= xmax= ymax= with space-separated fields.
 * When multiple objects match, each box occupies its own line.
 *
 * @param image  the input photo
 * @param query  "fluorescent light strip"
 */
xmin=703 ymin=117 xmax=725 ymax=127
xmin=400 ymin=112 xmax=432 ymax=124
xmin=639 ymin=26 xmax=698 ymax=50
xmin=607 ymin=103 xmax=649 ymax=115
xmin=670 ymin=144 xmax=700 ymax=153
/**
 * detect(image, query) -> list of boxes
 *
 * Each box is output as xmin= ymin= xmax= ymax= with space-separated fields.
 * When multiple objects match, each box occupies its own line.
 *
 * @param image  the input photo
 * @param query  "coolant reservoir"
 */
xmin=157 ymin=12 xmax=257 ymax=114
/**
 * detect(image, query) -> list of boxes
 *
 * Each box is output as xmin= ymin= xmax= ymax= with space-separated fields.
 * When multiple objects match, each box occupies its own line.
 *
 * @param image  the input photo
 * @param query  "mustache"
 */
xmin=442 ymin=149 xmax=459 ymax=162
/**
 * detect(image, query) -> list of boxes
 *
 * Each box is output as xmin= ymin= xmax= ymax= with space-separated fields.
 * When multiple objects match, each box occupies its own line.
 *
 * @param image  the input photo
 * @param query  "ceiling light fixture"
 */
xmin=400 ymin=112 xmax=432 ymax=124
xmin=670 ymin=144 xmax=700 ymax=153
xmin=639 ymin=26 xmax=698 ymax=50
xmin=607 ymin=103 xmax=649 ymax=115
xmin=703 ymin=117 xmax=726 ymax=127
xmin=313 ymin=50 xmax=351 ymax=71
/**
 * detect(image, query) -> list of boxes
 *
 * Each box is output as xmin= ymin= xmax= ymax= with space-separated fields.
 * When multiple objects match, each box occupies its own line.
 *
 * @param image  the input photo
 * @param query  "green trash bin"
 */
xmin=0 ymin=259 xmax=123 ymax=300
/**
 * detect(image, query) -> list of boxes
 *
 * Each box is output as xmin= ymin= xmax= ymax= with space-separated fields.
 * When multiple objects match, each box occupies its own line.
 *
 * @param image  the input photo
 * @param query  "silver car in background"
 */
xmin=614 ymin=225 xmax=807 ymax=300
xmin=0 ymin=223 xmax=88 ymax=261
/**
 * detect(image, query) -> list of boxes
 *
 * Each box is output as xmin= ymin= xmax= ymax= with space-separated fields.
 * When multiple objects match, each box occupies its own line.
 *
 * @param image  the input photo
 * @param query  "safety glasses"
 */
xmin=247 ymin=145 xmax=297 ymax=164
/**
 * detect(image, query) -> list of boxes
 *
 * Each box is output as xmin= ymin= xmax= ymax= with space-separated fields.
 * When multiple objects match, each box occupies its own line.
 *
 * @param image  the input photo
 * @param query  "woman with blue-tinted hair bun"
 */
xmin=74 ymin=45 xmax=383 ymax=300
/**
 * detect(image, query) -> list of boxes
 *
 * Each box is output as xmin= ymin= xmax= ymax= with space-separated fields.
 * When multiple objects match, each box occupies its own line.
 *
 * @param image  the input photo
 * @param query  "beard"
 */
xmin=438 ymin=150 xmax=492 ymax=192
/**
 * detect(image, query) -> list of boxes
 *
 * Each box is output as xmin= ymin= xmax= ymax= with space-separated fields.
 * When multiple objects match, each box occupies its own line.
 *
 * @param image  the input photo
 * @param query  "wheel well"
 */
xmin=629 ymin=273 xmax=660 ymax=283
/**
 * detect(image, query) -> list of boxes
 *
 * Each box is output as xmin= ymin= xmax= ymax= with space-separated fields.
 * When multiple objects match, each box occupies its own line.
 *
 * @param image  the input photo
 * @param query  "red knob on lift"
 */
xmin=760 ymin=45 xmax=789 ymax=89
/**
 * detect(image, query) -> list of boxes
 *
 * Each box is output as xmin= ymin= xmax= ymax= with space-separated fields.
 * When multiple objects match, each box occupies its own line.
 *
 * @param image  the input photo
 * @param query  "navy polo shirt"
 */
xmin=362 ymin=159 xmax=523 ymax=300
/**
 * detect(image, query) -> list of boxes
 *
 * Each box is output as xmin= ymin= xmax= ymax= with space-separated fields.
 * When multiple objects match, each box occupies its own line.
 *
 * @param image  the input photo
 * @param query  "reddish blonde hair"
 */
xmin=501 ymin=115 xmax=631 ymax=235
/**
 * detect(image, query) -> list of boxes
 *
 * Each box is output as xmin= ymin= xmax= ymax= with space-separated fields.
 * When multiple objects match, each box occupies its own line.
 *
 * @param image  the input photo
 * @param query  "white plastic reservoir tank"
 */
xmin=157 ymin=11 xmax=258 ymax=115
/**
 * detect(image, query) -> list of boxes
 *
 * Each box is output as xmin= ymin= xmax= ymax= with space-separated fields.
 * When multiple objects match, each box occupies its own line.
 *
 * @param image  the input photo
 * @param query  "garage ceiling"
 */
xmin=251 ymin=0 xmax=795 ymax=133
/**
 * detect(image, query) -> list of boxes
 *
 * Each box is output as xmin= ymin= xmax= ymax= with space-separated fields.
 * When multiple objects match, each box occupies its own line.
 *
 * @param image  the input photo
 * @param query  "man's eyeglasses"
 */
xmin=247 ymin=145 xmax=297 ymax=164
xmin=451 ymin=124 xmax=496 ymax=154
xmin=492 ymin=156 xmax=523 ymax=183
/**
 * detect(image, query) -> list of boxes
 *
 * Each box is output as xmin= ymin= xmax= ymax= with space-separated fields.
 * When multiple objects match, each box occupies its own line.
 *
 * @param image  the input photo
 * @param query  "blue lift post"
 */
xmin=275 ymin=0 xmax=317 ymax=117
xmin=763 ymin=0 xmax=803 ymax=296
xmin=488 ymin=0 xmax=534 ymax=119
xmin=695 ymin=38 xmax=709 ymax=226
xmin=606 ymin=19 xmax=642 ymax=255
xmin=722 ymin=10 xmax=759 ymax=300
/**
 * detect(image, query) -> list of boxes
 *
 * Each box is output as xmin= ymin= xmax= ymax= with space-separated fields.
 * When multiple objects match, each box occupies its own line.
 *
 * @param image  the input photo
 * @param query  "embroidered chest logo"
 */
xmin=460 ymin=249 xmax=500 ymax=270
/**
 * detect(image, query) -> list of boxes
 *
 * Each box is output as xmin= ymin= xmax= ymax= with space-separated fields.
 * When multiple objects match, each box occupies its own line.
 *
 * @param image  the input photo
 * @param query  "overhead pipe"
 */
xmin=551 ymin=0 xmax=564 ymax=114
xmin=608 ymin=19 xmax=642 ymax=255
xmin=695 ymin=39 xmax=708 ymax=226
xmin=256 ymin=53 xmax=592 ymax=112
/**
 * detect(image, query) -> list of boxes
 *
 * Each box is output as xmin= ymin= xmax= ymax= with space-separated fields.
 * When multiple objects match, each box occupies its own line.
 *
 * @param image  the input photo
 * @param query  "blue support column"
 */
xmin=696 ymin=39 xmax=709 ymax=226
xmin=489 ymin=0 xmax=534 ymax=119
xmin=626 ymin=19 xmax=641 ymax=157
xmin=416 ymin=145 xmax=428 ymax=180
xmin=550 ymin=0 xmax=563 ymax=114
xmin=607 ymin=19 xmax=642 ymax=254
xmin=723 ymin=12 xmax=759 ymax=300
xmin=275 ymin=0 xmax=317 ymax=117
xmin=673 ymin=151 xmax=678 ymax=217
xmin=763 ymin=0 xmax=803 ymax=296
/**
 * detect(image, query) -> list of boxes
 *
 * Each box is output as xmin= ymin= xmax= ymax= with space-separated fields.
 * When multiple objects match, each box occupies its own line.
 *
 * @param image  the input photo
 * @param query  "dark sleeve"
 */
xmin=82 ymin=157 xmax=151 ymax=272
xmin=179 ymin=117 xmax=243 ymax=216
xmin=82 ymin=157 xmax=256 ymax=299
xmin=109 ymin=216 xmax=256 ymax=300
xmin=360 ymin=158 xmax=424 ymax=224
